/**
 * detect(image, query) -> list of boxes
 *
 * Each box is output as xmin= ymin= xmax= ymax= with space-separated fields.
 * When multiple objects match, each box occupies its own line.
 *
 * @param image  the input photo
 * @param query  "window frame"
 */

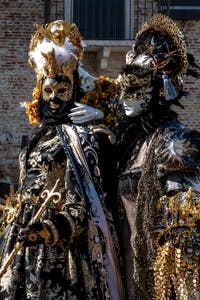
xmin=159 ymin=0 xmax=200 ymax=19
xmin=64 ymin=0 xmax=134 ymax=41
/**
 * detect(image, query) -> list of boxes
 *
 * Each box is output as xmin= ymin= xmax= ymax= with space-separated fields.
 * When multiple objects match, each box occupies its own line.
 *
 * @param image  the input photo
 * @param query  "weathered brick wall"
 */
xmin=0 ymin=1 xmax=45 ymax=184
xmin=0 ymin=1 xmax=200 ymax=187
xmin=174 ymin=20 xmax=200 ymax=128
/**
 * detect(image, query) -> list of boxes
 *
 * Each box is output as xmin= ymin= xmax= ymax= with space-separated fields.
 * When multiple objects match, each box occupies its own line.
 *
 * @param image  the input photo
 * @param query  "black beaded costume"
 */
xmin=116 ymin=14 xmax=200 ymax=300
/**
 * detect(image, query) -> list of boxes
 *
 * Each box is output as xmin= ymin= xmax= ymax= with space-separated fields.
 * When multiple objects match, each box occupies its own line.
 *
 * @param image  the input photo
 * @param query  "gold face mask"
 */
xmin=42 ymin=77 xmax=73 ymax=109
xmin=116 ymin=54 xmax=155 ymax=103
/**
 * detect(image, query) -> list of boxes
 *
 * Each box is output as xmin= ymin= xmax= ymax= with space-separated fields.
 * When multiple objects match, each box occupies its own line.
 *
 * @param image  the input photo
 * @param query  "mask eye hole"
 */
xmin=44 ymin=88 xmax=52 ymax=93
xmin=58 ymin=88 xmax=67 ymax=93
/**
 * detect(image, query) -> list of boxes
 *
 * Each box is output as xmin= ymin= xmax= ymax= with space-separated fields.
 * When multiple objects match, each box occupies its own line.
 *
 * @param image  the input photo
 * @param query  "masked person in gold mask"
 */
xmin=0 ymin=20 xmax=124 ymax=300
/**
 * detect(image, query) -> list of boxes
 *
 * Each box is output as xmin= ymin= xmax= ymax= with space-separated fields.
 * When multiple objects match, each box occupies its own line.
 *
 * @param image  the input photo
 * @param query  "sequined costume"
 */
xmin=115 ymin=14 xmax=200 ymax=300
xmin=117 ymin=115 xmax=200 ymax=300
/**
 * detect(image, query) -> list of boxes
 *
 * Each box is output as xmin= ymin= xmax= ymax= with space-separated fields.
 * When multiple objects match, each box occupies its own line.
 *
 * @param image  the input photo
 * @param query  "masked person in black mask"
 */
xmin=0 ymin=20 xmax=124 ymax=300
xmin=115 ymin=14 xmax=200 ymax=300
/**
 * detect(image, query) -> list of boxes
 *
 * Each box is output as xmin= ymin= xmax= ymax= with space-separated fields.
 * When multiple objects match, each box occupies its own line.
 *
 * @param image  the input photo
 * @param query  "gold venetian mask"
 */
xmin=42 ymin=77 xmax=73 ymax=109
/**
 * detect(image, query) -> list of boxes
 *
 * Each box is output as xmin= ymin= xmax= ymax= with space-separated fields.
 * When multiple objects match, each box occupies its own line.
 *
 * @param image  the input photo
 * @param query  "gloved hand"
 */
xmin=68 ymin=102 xmax=104 ymax=124
xmin=17 ymin=222 xmax=52 ymax=246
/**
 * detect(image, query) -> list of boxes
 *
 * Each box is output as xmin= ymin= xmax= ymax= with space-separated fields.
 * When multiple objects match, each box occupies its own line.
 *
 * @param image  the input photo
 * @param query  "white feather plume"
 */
xmin=29 ymin=37 xmax=80 ymax=75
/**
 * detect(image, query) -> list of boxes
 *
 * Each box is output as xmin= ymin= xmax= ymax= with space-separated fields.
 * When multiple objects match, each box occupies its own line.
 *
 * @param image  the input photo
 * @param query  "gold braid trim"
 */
xmin=154 ymin=241 xmax=175 ymax=300
xmin=154 ymin=188 xmax=200 ymax=299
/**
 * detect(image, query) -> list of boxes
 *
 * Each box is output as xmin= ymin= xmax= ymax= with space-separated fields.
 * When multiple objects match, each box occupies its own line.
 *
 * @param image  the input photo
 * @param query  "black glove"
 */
xmin=17 ymin=222 xmax=52 ymax=246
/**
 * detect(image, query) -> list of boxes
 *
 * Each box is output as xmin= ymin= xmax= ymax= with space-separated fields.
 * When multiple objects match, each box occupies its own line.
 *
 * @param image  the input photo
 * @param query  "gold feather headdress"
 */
xmin=27 ymin=20 xmax=85 ymax=125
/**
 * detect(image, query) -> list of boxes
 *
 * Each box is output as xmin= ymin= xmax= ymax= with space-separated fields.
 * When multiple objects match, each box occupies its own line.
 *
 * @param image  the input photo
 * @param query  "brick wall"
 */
xmin=0 ymin=1 xmax=200 ymax=186
xmin=174 ymin=20 xmax=200 ymax=128
xmin=0 ymin=1 xmax=45 ymax=184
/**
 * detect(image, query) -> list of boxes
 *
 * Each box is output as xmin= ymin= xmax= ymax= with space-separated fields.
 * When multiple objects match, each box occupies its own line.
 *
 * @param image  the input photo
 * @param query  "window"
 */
xmin=159 ymin=0 xmax=200 ymax=19
xmin=65 ymin=0 xmax=133 ymax=40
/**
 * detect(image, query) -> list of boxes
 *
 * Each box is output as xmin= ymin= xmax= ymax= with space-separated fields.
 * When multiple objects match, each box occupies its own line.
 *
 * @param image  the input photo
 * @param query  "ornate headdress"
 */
xmin=134 ymin=13 xmax=188 ymax=76
xmin=116 ymin=14 xmax=189 ymax=103
xmin=26 ymin=20 xmax=85 ymax=125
